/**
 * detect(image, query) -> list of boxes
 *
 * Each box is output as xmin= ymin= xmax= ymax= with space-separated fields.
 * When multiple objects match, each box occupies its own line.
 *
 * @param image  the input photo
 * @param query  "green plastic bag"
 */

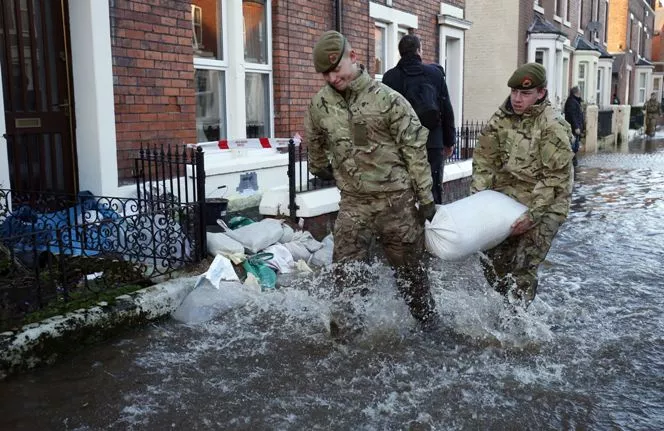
xmin=242 ymin=252 xmax=277 ymax=291
xmin=228 ymin=216 xmax=254 ymax=230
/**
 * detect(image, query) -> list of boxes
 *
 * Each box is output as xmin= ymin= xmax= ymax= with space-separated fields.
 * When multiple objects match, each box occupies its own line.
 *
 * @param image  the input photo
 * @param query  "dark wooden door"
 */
xmin=0 ymin=0 xmax=77 ymax=194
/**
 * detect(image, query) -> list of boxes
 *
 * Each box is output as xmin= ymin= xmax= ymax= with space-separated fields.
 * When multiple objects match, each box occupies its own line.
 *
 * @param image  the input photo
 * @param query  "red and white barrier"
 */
xmin=188 ymin=134 xmax=301 ymax=152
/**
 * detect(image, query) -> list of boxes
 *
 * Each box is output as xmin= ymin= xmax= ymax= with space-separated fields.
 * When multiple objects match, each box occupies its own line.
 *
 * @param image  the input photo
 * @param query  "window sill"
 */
xmin=553 ymin=15 xmax=563 ymax=24
xmin=204 ymin=150 xmax=289 ymax=177
xmin=563 ymin=20 xmax=571 ymax=28
xmin=534 ymin=5 xmax=544 ymax=14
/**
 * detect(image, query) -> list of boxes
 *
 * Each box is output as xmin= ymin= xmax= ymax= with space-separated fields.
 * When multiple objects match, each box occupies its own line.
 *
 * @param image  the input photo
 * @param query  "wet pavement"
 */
xmin=1 ymin=133 xmax=663 ymax=430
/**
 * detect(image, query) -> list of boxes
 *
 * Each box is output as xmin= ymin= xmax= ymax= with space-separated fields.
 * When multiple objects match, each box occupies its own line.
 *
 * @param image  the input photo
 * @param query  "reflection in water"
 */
xmin=2 ymin=140 xmax=664 ymax=430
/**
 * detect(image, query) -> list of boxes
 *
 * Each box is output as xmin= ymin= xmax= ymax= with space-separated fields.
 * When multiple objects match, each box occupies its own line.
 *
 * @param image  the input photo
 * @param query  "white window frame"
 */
xmin=554 ymin=0 xmax=564 ymax=23
xmin=637 ymin=22 xmax=642 ymax=58
xmin=193 ymin=0 xmax=274 ymax=142
xmin=596 ymin=68 xmax=603 ymax=107
xmin=369 ymin=2 xmax=418 ymax=80
xmin=638 ymin=71 xmax=647 ymax=104
xmin=578 ymin=62 xmax=588 ymax=99
xmin=534 ymin=0 xmax=544 ymax=14
xmin=374 ymin=22 xmax=388 ymax=80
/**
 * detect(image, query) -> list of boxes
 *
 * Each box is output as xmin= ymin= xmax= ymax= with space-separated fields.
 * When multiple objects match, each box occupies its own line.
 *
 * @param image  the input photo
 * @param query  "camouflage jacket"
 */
xmin=305 ymin=67 xmax=433 ymax=205
xmin=471 ymin=97 xmax=574 ymax=224
xmin=644 ymin=99 xmax=661 ymax=116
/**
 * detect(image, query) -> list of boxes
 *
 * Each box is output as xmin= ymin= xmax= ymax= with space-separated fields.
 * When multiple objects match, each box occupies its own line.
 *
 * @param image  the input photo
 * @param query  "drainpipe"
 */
xmin=335 ymin=0 xmax=342 ymax=32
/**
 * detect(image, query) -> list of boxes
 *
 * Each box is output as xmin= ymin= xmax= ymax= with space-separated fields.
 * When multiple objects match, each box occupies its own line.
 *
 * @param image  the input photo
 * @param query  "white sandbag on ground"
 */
xmin=279 ymin=223 xmax=295 ymax=243
xmin=171 ymin=281 xmax=251 ymax=324
xmin=263 ymin=244 xmax=296 ymax=274
xmin=309 ymin=245 xmax=333 ymax=267
xmin=194 ymin=254 xmax=240 ymax=287
xmin=207 ymin=231 xmax=245 ymax=256
xmin=425 ymin=190 xmax=528 ymax=261
xmin=224 ymin=218 xmax=284 ymax=254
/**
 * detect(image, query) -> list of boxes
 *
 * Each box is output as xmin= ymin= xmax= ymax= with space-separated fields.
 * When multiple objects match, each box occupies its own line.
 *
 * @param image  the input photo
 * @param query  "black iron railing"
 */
xmin=0 ymin=144 xmax=207 ymax=330
xmin=286 ymin=121 xmax=485 ymax=219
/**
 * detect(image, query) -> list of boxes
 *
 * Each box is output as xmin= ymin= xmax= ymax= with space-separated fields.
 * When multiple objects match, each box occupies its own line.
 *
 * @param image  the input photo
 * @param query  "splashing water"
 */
xmin=2 ymin=142 xmax=664 ymax=430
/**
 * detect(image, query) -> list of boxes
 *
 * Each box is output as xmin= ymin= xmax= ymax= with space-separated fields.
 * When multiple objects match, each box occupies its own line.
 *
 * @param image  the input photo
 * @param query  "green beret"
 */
xmin=508 ymin=63 xmax=547 ymax=89
xmin=313 ymin=30 xmax=346 ymax=73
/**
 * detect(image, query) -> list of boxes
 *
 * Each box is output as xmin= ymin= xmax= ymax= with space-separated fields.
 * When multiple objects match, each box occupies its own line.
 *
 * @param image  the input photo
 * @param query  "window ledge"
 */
xmin=534 ymin=5 xmax=545 ymax=14
xmin=204 ymin=150 xmax=289 ymax=177
xmin=553 ymin=15 xmax=563 ymax=23
xmin=563 ymin=20 xmax=571 ymax=28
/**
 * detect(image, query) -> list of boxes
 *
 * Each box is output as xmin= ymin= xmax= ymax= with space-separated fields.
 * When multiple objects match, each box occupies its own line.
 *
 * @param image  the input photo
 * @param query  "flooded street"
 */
xmin=1 ymin=136 xmax=664 ymax=430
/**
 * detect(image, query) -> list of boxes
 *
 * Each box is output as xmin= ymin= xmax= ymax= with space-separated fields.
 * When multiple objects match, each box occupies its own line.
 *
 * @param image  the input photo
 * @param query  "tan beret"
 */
xmin=508 ymin=63 xmax=547 ymax=89
xmin=313 ymin=30 xmax=346 ymax=73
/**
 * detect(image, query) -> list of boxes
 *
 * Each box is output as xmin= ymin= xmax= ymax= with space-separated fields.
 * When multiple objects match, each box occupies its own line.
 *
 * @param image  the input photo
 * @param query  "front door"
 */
xmin=0 ymin=0 xmax=77 ymax=194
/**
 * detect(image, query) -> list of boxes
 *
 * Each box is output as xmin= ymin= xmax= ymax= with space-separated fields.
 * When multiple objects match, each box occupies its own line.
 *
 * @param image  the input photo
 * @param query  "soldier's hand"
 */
xmin=311 ymin=164 xmax=334 ymax=181
xmin=574 ymin=128 xmax=581 ymax=136
xmin=510 ymin=213 xmax=534 ymax=236
xmin=418 ymin=201 xmax=436 ymax=224
xmin=442 ymin=145 xmax=455 ymax=159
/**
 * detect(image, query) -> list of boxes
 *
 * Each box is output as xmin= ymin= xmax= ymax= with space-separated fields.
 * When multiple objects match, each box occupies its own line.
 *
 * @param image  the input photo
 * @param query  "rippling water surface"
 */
xmin=1 ymin=136 xmax=664 ymax=430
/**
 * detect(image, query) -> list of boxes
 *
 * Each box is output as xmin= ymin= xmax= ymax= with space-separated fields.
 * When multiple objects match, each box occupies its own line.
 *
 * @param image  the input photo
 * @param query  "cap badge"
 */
xmin=328 ymin=53 xmax=339 ymax=65
xmin=521 ymin=76 xmax=532 ymax=88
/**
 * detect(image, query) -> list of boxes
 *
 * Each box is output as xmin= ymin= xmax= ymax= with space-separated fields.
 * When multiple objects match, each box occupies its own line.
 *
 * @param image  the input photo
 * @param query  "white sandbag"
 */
xmin=321 ymin=233 xmax=334 ymax=248
xmin=424 ymin=190 xmax=528 ymax=261
xmin=279 ymin=223 xmax=295 ymax=243
xmin=291 ymin=231 xmax=324 ymax=253
xmin=207 ymin=231 xmax=245 ymax=256
xmin=194 ymin=254 xmax=240 ymax=288
xmin=171 ymin=281 xmax=250 ymax=324
xmin=283 ymin=241 xmax=311 ymax=263
xmin=263 ymin=244 xmax=296 ymax=274
xmin=225 ymin=218 xmax=284 ymax=254
xmin=309 ymin=245 xmax=333 ymax=267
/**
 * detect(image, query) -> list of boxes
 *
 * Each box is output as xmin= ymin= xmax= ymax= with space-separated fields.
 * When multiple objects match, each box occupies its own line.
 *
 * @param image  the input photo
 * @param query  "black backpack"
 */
xmin=399 ymin=65 xmax=442 ymax=130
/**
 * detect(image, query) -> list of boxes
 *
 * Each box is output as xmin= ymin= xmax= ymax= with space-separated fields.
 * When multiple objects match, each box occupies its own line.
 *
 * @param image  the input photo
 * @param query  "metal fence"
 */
xmin=286 ymin=120 xmax=485 ymax=218
xmin=0 ymin=144 xmax=207 ymax=330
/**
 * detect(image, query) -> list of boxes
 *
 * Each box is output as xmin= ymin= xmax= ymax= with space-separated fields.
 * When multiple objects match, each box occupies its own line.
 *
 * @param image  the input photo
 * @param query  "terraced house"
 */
xmin=0 ymin=0 xmax=469 ymax=203
xmin=464 ymin=0 xmax=656 ymax=124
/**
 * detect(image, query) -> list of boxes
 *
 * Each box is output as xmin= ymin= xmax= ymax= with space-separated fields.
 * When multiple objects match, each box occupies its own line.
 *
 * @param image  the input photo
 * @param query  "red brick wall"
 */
xmin=272 ymin=0 xmax=464 ymax=138
xmin=110 ymin=0 xmax=196 ymax=184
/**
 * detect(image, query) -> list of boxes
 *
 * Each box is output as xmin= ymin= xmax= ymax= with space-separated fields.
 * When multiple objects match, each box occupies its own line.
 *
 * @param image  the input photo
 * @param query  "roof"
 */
xmin=527 ymin=14 xmax=567 ymax=37
xmin=573 ymin=35 xmax=613 ymax=59
xmin=636 ymin=57 xmax=654 ymax=66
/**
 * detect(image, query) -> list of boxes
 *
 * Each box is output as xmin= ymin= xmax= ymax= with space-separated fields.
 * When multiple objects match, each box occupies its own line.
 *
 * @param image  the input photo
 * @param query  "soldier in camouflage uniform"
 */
xmin=304 ymin=31 xmax=438 ymax=338
xmin=644 ymin=92 xmax=661 ymax=137
xmin=471 ymin=63 xmax=574 ymax=307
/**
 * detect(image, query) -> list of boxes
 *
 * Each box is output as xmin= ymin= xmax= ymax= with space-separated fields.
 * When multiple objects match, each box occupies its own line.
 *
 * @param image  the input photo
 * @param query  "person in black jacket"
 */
xmin=382 ymin=35 xmax=456 ymax=205
xmin=564 ymin=86 xmax=583 ymax=167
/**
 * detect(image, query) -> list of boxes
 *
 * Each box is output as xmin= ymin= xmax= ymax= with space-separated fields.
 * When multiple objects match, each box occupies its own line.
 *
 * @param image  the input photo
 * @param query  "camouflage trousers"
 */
xmin=479 ymin=216 xmax=562 ymax=306
xmin=332 ymin=188 xmax=435 ymax=323
xmin=645 ymin=115 xmax=659 ymax=136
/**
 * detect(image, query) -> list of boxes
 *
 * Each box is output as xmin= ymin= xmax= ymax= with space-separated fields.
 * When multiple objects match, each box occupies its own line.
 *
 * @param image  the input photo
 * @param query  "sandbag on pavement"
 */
xmin=424 ymin=190 xmax=527 ymax=261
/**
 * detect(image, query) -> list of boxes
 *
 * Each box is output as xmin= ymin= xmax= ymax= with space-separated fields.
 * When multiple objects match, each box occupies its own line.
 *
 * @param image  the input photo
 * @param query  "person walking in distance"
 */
xmin=472 ymin=63 xmax=574 ymax=308
xmin=564 ymin=86 xmax=584 ymax=167
xmin=644 ymin=92 xmax=661 ymax=137
xmin=382 ymin=34 xmax=456 ymax=205
xmin=304 ymin=30 xmax=439 ymax=340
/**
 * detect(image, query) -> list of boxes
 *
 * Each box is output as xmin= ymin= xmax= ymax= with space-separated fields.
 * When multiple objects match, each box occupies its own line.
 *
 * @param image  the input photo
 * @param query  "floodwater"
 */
xmin=1 ymin=134 xmax=664 ymax=430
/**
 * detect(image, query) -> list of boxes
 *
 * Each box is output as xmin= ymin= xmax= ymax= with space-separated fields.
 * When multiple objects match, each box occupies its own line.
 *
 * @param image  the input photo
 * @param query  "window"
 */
xmin=535 ymin=50 xmax=545 ymax=65
xmin=638 ymin=72 xmax=647 ymax=104
xmin=192 ymin=5 xmax=203 ymax=50
xmin=628 ymin=17 xmax=633 ymax=50
xmin=193 ymin=0 xmax=225 ymax=142
xmin=563 ymin=57 xmax=570 ymax=95
xmin=243 ymin=0 xmax=270 ymax=138
xmin=578 ymin=62 xmax=587 ymax=98
xmin=192 ymin=1 xmax=273 ymax=142
xmin=369 ymin=2 xmax=418 ymax=79
xmin=555 ymin=0 xmax=564 ymax=18
xmin=565 ymin=0 xmax=571 ymax=22
xmin=578 ymin=0 xmax=584 ymax=32
xmin=637 ymin=24 xmax=642 ymax=57
xmin=603 ymin=1 xmax=608 ymax=43
xmin=375 ymin=23 xmax=387 ymax=76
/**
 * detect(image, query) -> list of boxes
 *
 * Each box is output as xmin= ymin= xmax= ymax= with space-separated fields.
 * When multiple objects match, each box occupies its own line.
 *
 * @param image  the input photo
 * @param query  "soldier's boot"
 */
xmin=394 ymin=264 xmax=439 ymax=332
xmin=328 ymin=262 xmax=370 ymax=343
